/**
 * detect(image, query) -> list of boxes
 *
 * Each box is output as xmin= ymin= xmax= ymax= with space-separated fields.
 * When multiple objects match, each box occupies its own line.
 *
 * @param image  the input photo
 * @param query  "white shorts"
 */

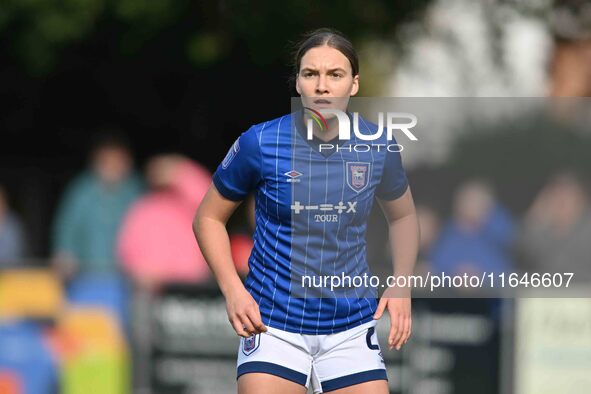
xmin=236 ymin=320 xmax=387 ymax=393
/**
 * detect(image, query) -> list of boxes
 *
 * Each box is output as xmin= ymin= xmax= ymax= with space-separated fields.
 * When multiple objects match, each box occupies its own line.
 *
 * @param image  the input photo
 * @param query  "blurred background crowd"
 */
xmin=1 ymin=0 xmax=591 ymax=393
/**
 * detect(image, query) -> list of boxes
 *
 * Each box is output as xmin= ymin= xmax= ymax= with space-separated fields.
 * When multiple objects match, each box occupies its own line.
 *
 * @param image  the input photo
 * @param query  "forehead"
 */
xmin=94 ymin=146 xmax=129 ymax=159
xmin=299 ymin=45 xmax=351 ymax=71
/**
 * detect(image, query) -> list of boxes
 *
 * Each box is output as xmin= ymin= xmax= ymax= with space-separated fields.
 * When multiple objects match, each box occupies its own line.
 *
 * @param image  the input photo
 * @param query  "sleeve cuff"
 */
xmin=212 ymin=172 xmax=246 ymax=201
xmin=376 ymin=182 xmax=409 ymax=201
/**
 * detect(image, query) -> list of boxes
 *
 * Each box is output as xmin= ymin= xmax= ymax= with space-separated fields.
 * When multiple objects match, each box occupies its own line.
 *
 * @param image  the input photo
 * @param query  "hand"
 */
xmin=373 ymin=293 xmax=412 ymax=351
xmin=225 ymin=286 xmax=267 ymax=338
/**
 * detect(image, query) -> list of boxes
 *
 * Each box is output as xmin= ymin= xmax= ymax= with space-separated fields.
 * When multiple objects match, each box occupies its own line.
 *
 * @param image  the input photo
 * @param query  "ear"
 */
xmin=295 ymin=74 xmax=301 ymax=95
xmin=350 ymin=74 xmax=359 ymax=96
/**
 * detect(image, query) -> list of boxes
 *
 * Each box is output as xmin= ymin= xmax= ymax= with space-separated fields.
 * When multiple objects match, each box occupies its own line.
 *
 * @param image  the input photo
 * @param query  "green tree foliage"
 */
xmin=0 ymin=0 xmax=430 ymax=75
xmin=1 ymin=0 xmax=104 ymax=74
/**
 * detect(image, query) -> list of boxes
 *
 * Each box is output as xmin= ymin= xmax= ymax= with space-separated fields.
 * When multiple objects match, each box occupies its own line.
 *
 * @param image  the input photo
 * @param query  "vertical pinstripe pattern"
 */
xmin=333 ymin=149 xmax=353 ymax=332
xmin=313 ymin=156 xmax=330 ymax=334
xmin=346 ymin=131 xmax=371 ymax=324
xmin=282 ymin=120 xmax=298 ymax=331
xmin=214 ymin=112 xmax=406 ymax=334
xmin=297 ymin=141 xmax=314 ymax=332
xmin=255 ymin=122 xmax=269 ymax=307
xmin=268 ymin=116 xmax=285 ymax=326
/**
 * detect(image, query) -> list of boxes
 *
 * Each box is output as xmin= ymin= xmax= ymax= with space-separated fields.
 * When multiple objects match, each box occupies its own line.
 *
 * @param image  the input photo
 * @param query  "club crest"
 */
xmin=346 ymin=162 xmax=370 ymax=192
xmin=242 ymin=334 xmax=261 ymax=356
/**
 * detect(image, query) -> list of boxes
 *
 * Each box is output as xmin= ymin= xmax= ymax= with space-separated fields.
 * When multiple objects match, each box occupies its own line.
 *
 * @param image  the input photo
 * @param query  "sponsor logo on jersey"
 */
xmin=347 ymin=162 xmax=370 ymax=193
xmin=285 ymin=169 xmax=303 ymax=183
xmin=290 ymin=200 xmax=357 ymax=222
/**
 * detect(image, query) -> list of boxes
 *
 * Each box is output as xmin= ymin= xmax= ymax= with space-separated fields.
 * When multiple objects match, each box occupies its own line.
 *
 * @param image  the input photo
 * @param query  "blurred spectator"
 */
xmin=518 ymin=172 xmax=591 ymax=282
xmin=549 ymin=1 xmax=591 ymax=97
xmin=0 ymin=186 xmax=25 ymax=265
xmin=117 ymin=154 xmax=211 ymax=290
xmin=549 ymin=38 xmax=591 ymax=97
xmin=430 ymin=180 xmax=515 ymax=277
xmin=51 ymin=132 xmax=143 ymax=278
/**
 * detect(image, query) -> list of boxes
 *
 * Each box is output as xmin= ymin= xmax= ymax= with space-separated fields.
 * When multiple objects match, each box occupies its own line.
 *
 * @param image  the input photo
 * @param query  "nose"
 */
xmin=315 ymin=74 xmax=329 ymax=95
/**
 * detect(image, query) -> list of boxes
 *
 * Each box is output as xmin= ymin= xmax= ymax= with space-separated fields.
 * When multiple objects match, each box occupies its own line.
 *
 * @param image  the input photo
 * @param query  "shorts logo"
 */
xmin=222 ymin=139 xmax=240 ymax=169
xmin=346 ymin=162 xmax=370 ymax=193
xmin=242 ymin=334 xmax=261 ymax=356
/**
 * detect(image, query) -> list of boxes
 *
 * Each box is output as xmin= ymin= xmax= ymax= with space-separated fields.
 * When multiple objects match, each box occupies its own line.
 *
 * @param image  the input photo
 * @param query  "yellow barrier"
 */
xmin=0 ymin=269 xmax=63 ymax=319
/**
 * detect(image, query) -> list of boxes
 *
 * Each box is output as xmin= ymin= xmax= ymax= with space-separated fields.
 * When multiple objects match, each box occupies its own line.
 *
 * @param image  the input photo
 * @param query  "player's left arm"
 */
xmin=373 ymin=187 xmax=419 ymax=351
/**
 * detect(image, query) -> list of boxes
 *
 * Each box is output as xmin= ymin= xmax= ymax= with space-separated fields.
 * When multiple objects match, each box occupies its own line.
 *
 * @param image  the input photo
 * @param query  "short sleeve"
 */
xmin=212 ymin=126 xmax=262 ymax=201
xmin=375 ymin=147 xmax=409 ymax=200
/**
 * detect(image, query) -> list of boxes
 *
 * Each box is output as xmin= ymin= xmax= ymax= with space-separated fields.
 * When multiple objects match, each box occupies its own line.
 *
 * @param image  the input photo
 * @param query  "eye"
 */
xmin=302 ymin=71 xmax=315 ymax=78
xmin=330 ymin=72 xmax=343 ymax=79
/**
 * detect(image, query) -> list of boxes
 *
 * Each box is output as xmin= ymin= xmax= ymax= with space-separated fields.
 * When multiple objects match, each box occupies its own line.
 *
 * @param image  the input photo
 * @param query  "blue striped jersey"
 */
xmin=213 ymin=112 xmax=408 ymax=334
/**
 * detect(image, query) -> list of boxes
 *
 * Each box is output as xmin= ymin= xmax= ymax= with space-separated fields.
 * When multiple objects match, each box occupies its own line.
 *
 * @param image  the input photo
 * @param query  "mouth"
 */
xmin=313 ymin=99 xmax=332 ymax=105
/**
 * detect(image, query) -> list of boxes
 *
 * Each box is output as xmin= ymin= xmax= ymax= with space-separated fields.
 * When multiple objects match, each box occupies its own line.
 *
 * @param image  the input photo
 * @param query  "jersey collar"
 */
xmin=292 ymin=110 xmax=353 ymax=158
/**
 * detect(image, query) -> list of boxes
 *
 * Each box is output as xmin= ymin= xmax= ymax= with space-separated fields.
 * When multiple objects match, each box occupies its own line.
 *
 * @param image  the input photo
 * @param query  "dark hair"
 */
xmin=550 ymin=0 xmax=591 ymax=41
xmin=88 ymin=128 xmax=132 ymax=156
xmin=290 ymin=28 xmax=359 ymax=85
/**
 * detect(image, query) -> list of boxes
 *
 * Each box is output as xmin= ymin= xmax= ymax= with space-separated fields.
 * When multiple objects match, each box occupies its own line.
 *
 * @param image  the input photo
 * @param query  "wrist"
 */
xmin=219 ymin=274 xmax=246 ymax=298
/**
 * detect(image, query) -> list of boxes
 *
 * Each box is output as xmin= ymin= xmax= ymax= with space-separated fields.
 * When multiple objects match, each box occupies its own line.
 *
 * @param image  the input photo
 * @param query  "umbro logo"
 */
xmin=284 ymin=170 xmax=303 ymax=183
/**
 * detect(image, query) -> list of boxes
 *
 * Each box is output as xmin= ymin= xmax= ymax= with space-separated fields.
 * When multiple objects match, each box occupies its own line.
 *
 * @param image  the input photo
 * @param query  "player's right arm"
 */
xmin=193 ymin=186 xmax=266 ymax=338
xmin=192 ymin=126 xmax=266 ymax=338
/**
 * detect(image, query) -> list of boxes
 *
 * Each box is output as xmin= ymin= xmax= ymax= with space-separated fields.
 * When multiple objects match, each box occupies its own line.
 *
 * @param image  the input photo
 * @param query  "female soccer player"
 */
xmin=194 ymin=28 xmax=419 ymax=394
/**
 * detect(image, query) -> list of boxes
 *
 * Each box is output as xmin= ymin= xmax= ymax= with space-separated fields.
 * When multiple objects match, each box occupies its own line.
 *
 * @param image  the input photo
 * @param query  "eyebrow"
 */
xmin=300 ymin=67 xmax=348 ymax=74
